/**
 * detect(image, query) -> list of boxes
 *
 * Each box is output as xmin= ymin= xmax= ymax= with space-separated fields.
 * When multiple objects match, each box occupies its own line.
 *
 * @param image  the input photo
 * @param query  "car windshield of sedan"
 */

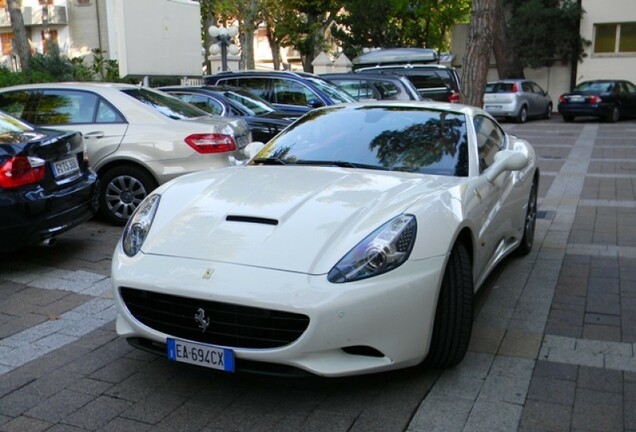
xmin=251 ymin=106 xmax=469 ymax=176
xmin=223 ymin=90 xmax=276 ymax=116
xmin=0 ymin=111 xmax=31 ymax=133
xmin=121 ymin=88 xmax=210 ymax=120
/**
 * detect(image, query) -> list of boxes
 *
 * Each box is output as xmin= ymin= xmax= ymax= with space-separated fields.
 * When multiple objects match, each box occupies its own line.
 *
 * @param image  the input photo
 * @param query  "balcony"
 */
xmin=24 ymin=5 xmax=69 ymax=26
xmin=0 ymin=5 xmax=68 ymax=28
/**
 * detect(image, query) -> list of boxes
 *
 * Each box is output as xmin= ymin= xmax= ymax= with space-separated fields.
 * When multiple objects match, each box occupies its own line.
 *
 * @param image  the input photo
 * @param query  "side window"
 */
xmin=531 ymin=82 xmax=545 ymax=95
xmin=473 ymin=115 xmax=504 ymax=173
xmin=236 ymin=78 xmax=269 ymax=100
xmin=96 ymin=99 xmax=124 ymax=123
xmin=521 ymin=82 xmax=533 ymax=93
xmin=35 ymin=90 xmax=98 ymax=125
xmin=172 ymin=93 xmax=224 ymax=115
xmin=335 ymin=79 xmax=374 ymax=100
xmin=271 ymin=79 xmax=314 ymax=106
xmin=624 ymin=81 xmax=636 ymax=94
xmin=0 ymin=90 xmax=31 ymax=120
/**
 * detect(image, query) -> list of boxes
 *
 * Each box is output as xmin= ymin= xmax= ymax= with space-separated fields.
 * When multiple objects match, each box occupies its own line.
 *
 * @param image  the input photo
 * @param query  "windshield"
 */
xmin=223 ymin=89 xmax=276 ymax=116
xmin=0 ymin=111 xmax=32 ymax=133
xmin=574 ymin=81 xmax=614 ymax=92
xmin=251 ymin=105 xmax=469 ymax=176
xmin=305 ymin=77 xmax=356 ymax=103
xmin=122 ymin=88 xmax=210 ymax=119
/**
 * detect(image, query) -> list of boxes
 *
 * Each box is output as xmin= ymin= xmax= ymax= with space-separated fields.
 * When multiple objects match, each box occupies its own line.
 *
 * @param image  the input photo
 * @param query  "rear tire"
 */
xmin=99 ymin=165 xmax=157 ymax=226
xmin=607 ymin=105 xmax=620 ymax=123
xmin=544 ymin=103 xmax=553 ymax=120
xmin=516 ymin=106 xmax=528 ymax=123
xmin=425 ymin=242 xmax=473 ymax=368
xmin=516 ymin=176 xmax=538 ymax=256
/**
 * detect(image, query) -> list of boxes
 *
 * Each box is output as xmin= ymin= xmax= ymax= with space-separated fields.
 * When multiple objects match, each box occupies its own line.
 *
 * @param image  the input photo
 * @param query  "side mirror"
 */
xmin=486 ymin=150 xmax=528 ymax=183
xmin=307 ymin=99 xmax=324 ymax=108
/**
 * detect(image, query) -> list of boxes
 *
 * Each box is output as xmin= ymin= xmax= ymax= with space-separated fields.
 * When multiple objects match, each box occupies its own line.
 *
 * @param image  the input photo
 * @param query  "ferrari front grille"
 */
xmin=120 ymin=287 xmax=309 ymax=349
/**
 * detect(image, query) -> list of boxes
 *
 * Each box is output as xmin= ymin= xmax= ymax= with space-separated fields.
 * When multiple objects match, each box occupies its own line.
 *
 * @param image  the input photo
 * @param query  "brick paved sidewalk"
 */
xmin=409 ymin=120 xmax=636 ymax=432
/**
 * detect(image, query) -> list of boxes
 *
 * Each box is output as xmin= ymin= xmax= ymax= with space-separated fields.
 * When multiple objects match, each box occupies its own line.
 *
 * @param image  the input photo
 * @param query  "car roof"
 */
xmin=352 ymin=48 xmax=439 ymax=66
xmin=325 ymin=99 xmax=483 ymax=116
xmin=320 ymin=72 xmax=411 ymax=80
xmin=0 ymin=82 xmax=144 ymax=91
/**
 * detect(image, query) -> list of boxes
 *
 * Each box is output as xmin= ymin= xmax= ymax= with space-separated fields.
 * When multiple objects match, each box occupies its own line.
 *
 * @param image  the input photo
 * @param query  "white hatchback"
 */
xmin=0 ymin=82 xmax=252 ymax=224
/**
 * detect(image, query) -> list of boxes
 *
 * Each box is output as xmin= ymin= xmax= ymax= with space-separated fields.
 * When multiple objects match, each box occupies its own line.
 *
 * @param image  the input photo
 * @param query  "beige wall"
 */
xmin=577 ymin=0 xmax=636 ymax=84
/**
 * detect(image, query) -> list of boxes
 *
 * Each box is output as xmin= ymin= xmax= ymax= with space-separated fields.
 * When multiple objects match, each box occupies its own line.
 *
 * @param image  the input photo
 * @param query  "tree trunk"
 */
xmin=7 ymin=0 xmax=31 ymax=73
xmin=460 ymin=0 xmax=495 ymax=107
xmin=240 ymin=0 xmax=259 ymax=70
xmin=492 ymin=0 xmax=525 ymax=78
xmin=266 ymin=25 xmax=281 ymax=70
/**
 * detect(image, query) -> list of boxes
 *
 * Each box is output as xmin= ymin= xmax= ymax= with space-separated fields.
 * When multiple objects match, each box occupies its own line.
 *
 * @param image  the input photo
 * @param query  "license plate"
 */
xmin=569 ymin=96 xmax=584 ymax=103
xmin=167 ymin=338 xmax=235 ymax=372
xmin=52 ymin=156 xmax=79 ymax=177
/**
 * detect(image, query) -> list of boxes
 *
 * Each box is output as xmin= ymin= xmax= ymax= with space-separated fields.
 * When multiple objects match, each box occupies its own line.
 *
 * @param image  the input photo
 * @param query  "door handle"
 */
xmin=83 ymin=131 xmax=105 ymax=139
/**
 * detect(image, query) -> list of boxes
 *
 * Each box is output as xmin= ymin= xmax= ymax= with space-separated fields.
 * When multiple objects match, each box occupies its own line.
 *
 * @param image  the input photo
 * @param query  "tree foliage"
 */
xmin=335 ymin=0 xmax=471 ymax=59
xmin=504 ymin=0 xmax=589 ymax=70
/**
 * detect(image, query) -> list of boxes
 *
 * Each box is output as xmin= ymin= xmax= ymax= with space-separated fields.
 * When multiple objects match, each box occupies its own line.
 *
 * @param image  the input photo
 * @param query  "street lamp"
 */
xmin=208 ymin=25 xmax=240 ymax=71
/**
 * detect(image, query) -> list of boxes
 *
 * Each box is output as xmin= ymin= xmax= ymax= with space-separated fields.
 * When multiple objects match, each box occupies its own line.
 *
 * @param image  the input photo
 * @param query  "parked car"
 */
xmin=558 ymin=79 xmax=636 ymax=122
xmin=483 ymin=79 xmax=553 ymax=123
xmin=0 ymin=83 xmax=252 ymax=225
xmin=159 ymin=85 xmax=295 ymax=143
xmin=351 ymin=48 xmax=460 ymax=103
xmin=204 ymin=70 xmax=355 ymax=116
xmin=0 ymin=111 xmax=98 ymax=252
xmin=354 ymin=64 xmax=461 ymax=103
xmin=320 ymin=72 xmax=422 ymax=101
xmin=111 ymin=101 xmax=539 ymax=377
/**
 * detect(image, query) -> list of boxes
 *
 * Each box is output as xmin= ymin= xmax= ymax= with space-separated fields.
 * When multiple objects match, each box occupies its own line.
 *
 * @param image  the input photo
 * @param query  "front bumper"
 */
xmin=111 ymin=249 xmax=446 ymax=377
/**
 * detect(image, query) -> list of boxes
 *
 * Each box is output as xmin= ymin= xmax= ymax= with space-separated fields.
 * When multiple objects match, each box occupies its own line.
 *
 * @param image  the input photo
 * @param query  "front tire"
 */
xmin=99 ymin=165 xmax=157 ymax=225
xmin=517 ymin=175 xmax=538 ymax=256
xmin=425 ymin=242 xmax=473 ymax=368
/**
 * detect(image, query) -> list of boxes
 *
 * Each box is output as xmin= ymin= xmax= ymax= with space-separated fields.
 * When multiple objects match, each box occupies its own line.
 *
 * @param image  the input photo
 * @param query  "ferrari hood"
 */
xmin=143 ymin=166 xmax=458 ymax=274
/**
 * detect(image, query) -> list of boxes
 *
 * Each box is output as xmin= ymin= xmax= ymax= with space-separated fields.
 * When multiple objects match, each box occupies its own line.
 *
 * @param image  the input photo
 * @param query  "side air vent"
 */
xmin=226 ymin=215 xmax=278 ymax=226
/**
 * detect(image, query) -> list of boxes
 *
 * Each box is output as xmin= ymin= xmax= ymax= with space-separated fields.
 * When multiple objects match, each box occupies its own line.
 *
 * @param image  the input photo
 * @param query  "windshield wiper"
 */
xmin=293 ymin=160 xmax=388 ymax=171
xmin=251 ymin=157 xmax=287 ymax=165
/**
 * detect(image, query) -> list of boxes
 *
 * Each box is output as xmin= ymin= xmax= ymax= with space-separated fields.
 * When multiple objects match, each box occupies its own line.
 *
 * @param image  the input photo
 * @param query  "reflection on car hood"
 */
xmin=143 ymin=166 xmax=458 ymax=274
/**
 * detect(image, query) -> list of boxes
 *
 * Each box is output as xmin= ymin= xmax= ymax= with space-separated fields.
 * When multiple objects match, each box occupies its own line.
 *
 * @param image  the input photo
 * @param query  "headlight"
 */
xmin=328 ymin=214 xmax=417 ymax=283
xmin=122 ymin=194 xmax=161 ymax=257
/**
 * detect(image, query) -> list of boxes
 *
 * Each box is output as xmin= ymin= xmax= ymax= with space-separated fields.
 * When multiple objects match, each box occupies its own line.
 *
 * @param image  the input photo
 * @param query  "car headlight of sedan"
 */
xmin=328 ymin=214 xmax=417 ymax=283
xmin=122 ymin=194 xmax=161 ymax=257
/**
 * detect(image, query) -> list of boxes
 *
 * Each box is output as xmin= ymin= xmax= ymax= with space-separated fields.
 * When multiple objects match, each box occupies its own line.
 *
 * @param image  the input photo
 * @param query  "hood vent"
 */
xmin=226 ymin=215 xmax=279 ymax=226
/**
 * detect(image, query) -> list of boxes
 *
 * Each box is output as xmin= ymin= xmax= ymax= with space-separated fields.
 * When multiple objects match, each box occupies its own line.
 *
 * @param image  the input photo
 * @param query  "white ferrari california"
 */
xmin=111 ymin=101 xmax=539 ymax=377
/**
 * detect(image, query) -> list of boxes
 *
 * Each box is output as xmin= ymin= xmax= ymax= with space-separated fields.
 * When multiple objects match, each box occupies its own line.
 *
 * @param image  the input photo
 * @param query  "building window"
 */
xmin=594 ymin=22 xmax=636 ymax=54
xmin=1 ymin=32 xmax=13 ymax=56
xmin=41 ymin=29 xmax=58 ymax=54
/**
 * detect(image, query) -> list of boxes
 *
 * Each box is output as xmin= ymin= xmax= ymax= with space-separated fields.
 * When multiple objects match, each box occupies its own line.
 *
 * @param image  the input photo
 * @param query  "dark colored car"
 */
xmin=204 ymin=70 xmax=355 ymax=116
xmin=558 ymin=80 xmax=636 ymax=122
xmin=0 ymin=111 xmax=98 ymax=252
xmin=159 ymin=85 xmax=296 ymax=143
xmin=353 ymin=64 xmax=461 ymax=103
xmin=320 ymin=72 xmax=421 ymax=101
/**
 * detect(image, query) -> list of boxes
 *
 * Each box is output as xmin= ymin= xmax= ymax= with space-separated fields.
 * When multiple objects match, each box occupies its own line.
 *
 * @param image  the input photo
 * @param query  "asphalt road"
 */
xmin=1 ymin=116 xmax=635 ymax=432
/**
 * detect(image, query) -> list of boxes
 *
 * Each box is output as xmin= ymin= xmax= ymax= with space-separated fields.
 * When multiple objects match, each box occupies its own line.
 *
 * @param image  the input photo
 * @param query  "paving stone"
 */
xmin=571 ymin=388 xmax=623 ymax=431
xmin=0 ymin=415 xmax=52 ymax=432
xmin=24 ymin=389 xmax=94 ymax=423
xmin=527 ymin=375 xmax=576 ymax=405
xmin=519 ymin=399 xmax=572 ymax=432
xmin=577 ymin=366 xmax=623 ymax=393
xmin=64 ymin=396 xmax=133 ymax=430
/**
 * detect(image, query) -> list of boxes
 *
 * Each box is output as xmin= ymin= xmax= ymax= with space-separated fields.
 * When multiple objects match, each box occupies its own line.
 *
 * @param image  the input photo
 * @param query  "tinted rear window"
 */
xmin=485 ymin=83 xmax=516 ymax=93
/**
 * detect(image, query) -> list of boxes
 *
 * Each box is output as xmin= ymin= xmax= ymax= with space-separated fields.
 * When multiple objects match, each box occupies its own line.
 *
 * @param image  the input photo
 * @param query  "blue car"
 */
xmin=558 ymin=80 xmax=636 ymax=122
xmin=204 ymin=70 xmax=355 ymax=116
